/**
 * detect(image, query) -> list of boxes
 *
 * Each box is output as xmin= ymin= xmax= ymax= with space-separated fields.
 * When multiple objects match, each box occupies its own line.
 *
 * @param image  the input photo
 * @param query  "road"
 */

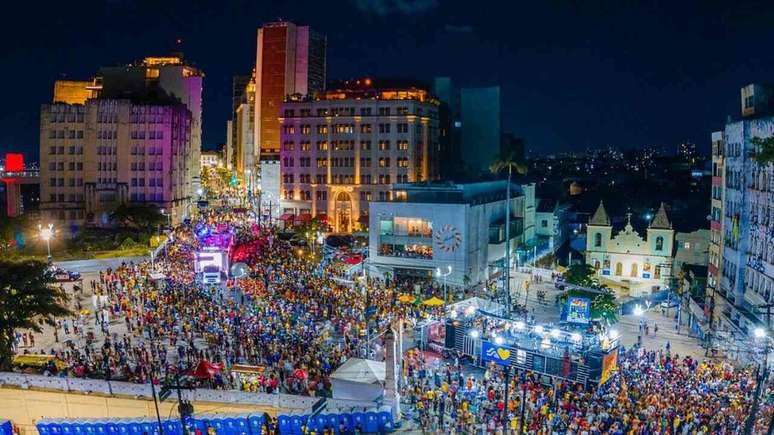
xmin=54 ymin=256 xmax=147 ymax=274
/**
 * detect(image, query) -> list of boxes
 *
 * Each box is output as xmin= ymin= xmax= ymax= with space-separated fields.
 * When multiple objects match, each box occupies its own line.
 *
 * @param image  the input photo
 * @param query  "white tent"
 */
xmin=330 ymin=358 xmax=385 ymax=401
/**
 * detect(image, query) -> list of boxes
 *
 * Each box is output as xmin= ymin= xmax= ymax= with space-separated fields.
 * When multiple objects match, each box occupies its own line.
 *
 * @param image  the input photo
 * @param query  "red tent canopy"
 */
xmin=189 ymin=360 xmax=224 ymax=379
xmin=316 ymin=213 xmax=328 ymax=222
xmin=297 ymin=213 xmax=312 ymax=223
xmin=279 ymin=213 xmax=295 ymax=222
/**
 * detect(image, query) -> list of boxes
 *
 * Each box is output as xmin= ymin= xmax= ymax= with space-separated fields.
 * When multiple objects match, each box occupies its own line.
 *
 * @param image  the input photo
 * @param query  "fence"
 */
xmin=0 ymin=372 xmax=376 ymax=414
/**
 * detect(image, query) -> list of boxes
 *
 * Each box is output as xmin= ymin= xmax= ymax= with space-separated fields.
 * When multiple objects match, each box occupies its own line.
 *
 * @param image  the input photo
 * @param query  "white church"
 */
xmin=585 ymin=201 xmax=674 ymax=297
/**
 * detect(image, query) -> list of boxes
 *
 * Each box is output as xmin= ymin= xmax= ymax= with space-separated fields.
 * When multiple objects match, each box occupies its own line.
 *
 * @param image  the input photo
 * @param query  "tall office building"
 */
xmin=432 ymin=77 xmax=458 ymax=179
xmin=98 ymin=55 xmax=203 ymax=198
xmin=278 ymin=79 xmax=440 ymax=233
xmin=255 ymin=21 xmax=326 ymax=201
xmin=39 ymin=56 xmax=199 ymax=230
xmin=460 ymin=86 xmax=501 ymax=176
xmin=255 ymin=21 xmax=326 ymax=158
xmin=226 ymin=74 xmax=253 ymax=172
xmin=711 ymin=83 xmax=774 ymax=347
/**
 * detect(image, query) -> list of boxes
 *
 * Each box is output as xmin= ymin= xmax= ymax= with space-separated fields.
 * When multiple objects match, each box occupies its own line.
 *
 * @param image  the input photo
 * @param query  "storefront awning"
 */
xmin=297 ymin=213 xmax=312 ymax=223
xmin=316 ymin=213 xmax=328 ymax=222
xmin=279 ymin=213 xmax=295 ymax=221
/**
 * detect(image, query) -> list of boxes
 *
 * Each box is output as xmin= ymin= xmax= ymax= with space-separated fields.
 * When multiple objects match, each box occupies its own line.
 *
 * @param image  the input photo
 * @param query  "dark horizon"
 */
xmin=2 ymin=0 xmax=774 ymax=162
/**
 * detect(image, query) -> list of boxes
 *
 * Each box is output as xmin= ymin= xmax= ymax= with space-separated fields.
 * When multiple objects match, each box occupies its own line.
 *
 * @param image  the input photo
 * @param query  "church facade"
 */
xmin=585 ymin=202 xmax=675 ymax=297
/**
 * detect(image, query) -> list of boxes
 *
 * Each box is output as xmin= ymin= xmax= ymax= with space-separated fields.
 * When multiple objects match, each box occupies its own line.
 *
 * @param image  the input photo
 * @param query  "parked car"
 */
xmin=51 ymin=267 xmax=81 ymax=282
xmin=661 ymin=299 xmax=679 ymax=309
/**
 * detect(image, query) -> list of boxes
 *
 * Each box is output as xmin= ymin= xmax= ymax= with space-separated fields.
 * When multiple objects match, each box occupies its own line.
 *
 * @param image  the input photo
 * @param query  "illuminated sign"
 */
xmin=564 ymin=296 xmax=591 ymax=324
xmin=481 ymin=341 xmax=512 ymax=366
xmin=4 ymin=153 xmax=23 ymax=172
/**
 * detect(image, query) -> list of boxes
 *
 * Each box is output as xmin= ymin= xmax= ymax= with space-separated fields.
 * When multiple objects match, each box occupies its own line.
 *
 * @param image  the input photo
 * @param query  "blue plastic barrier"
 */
xmin=36 ymin=409 xmax=393 ymax=435
xmin=247 ymin=415 xmax=264 ymax=435
xmin=0 ymin=421 xmax=12 ymax=435
xmin=364 ymin=412 xmax=379 ymax=433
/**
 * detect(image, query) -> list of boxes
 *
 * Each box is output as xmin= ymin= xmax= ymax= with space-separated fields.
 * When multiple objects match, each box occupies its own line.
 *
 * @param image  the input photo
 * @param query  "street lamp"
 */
xmin=160 ymin=208 xmax=171 ymax=228
xmin=38 ymin=223 xmax=53 ymax=262
xmin=436 ymin=265 xmax=453 ymax=306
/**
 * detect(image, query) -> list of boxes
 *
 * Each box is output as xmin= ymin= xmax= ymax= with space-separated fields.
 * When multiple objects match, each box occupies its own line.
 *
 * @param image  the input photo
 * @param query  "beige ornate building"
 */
xmin=585 ymin=202 xmax=675 ymax=297
xmin=278 ymin=79 xmax=440 ymax=232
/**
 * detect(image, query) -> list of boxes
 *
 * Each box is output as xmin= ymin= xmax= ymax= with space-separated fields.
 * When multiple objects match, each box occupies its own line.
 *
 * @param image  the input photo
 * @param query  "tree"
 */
xmin=562 ymin=264 xmax=600 ymax=288
xmin=752 ymin=137 xmax=774 ymax=164
xmin=490 ymin=151 xmax=528 ymax=309
xmin=0 ymin=259 xmax=71 ymax=370
xmin=110 ymin=204 xmax=165 ymax=231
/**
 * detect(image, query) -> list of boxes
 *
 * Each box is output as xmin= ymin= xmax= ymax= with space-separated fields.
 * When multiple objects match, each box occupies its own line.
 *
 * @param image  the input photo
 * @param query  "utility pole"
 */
xmin=148 ymin=362 xmax=164 ymax=435
xmin=744 ymin=330 xmax=770 ymax=435
xmin=504 ymin=165 xmax=512 ymax=313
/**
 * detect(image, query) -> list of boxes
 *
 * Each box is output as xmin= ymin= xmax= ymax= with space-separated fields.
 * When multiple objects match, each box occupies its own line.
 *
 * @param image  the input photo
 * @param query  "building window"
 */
xmin=631 ymin=263 xmax=638 ymax=277
xmin=594 ymin=233 xmax=602 ymax=247
xmin=541 ymin=220 xmax=548 ymax=228
xmin=656 ymin=236 xmax=664 ymax=251
xmin=615 ymin=262 xmax=622 ymax=276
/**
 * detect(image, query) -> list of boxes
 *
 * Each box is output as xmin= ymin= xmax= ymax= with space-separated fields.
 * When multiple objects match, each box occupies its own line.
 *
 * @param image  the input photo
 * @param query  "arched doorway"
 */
xmin=631 ymin=263 xmax=639 ymax=277
xmin=615 ymin=262 xmax=622 ymax=276
xmin=335 ymin=191 xmax=352 ymax=233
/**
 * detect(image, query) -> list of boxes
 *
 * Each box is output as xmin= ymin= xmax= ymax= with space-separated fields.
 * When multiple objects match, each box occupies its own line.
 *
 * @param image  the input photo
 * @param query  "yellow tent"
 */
xmin=423 ymin=296 xmax=445 ymax=306
xmin=398 ymin=294 xmax=414 ymax=303
xmin=12 ymin=354 xmax=66 ymax=370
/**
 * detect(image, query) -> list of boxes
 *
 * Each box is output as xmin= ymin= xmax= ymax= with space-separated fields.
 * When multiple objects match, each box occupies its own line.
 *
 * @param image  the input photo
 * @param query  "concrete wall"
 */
xmin=0 ymin=387 xmax=278 ymax=435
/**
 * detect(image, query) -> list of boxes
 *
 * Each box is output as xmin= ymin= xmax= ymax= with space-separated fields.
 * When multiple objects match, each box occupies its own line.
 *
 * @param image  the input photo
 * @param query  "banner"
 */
xmin=565 ymin=296 xmax=591 ymax=324
xmin=599 ymin=350 xmax=618 ymax=385
xmin=481 ymin=341 xmax=512 ymax=366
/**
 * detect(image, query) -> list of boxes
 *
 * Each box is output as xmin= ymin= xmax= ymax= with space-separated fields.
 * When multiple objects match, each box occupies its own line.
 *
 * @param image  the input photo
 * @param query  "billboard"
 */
xmin=195 ymin=249 xmax=228 ymax=274
xmin=564 ymin=296 xmax=591 ymax=324
xmin=481 ymin=341 xmax=512 ymax=366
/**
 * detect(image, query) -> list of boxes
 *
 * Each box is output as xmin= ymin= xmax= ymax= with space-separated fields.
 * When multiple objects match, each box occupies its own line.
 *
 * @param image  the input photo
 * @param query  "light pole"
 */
xmin=505 ymin=167 xmax=512 ymax=313
xmin=160 ymin=208 xmax=171 ymax=228
xmin=436 ymin=265 xmax=452 ymax=306
xmin=744 ymin=327 xmax=771 ymax=435
xmin=39 ymin=223 xmax=53 ymax=262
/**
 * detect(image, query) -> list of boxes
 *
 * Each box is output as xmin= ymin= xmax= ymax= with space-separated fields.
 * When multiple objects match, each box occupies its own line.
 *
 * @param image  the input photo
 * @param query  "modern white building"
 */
xmin=368 ymin=181 xmax=536 ymax=288
xmin=585 ymin=202 xmax=674 ymax=297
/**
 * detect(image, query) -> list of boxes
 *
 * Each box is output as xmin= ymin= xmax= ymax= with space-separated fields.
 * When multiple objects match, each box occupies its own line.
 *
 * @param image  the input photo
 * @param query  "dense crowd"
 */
xmin=402 ymin=346 xmax=774 ymax=434
xmin=13 ymin=210 xmax=428 ymax=397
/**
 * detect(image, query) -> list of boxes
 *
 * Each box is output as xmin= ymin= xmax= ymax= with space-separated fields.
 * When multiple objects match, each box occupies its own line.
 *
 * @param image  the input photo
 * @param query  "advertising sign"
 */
xmin=565 ymin=296 xmax=591 ymax=324
xmin=481 ymin=341 xmax=512 ymax=366
xmin=599 ymin=350 xmax=619 ymax=385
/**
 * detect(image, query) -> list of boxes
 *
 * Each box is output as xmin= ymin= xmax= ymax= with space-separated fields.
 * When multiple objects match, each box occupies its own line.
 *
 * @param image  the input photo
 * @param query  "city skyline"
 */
xmin=2 ymin=0 xmax=774 ymax=160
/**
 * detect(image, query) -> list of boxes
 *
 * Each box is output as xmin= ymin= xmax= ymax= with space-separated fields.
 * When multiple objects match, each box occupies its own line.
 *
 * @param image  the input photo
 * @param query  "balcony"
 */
xmin=379 ymin=233 xmax=432 ymax=246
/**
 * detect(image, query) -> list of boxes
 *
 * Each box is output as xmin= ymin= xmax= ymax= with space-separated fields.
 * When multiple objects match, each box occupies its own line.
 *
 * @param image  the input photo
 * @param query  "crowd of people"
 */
xmin=401 ymin=345 xmax=774 ymax=434
xmin=12 ymin=206 xmax=774 ymax=434
xmin=13 ymin=209 xmax=428 ymax=397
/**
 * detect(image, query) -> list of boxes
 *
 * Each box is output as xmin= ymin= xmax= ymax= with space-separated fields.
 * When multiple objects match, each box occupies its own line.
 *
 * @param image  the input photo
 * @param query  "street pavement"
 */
xmin=54 ymin=256 xmax=147 ymax=274
xmin=509 ymin=269 xmax=707 ymax=359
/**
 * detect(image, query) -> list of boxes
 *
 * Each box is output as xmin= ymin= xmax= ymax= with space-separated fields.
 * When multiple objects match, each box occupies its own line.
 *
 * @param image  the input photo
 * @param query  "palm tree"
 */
xmin=0 ymin=259 xmax=71 ymax=370
xmin=490 ymin=151 xmax=527 ymax=313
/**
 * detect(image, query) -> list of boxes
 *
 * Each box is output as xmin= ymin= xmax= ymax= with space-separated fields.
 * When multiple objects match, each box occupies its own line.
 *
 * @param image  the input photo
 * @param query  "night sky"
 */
xmin=3 ymin=0 xmax=774 ymax=161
